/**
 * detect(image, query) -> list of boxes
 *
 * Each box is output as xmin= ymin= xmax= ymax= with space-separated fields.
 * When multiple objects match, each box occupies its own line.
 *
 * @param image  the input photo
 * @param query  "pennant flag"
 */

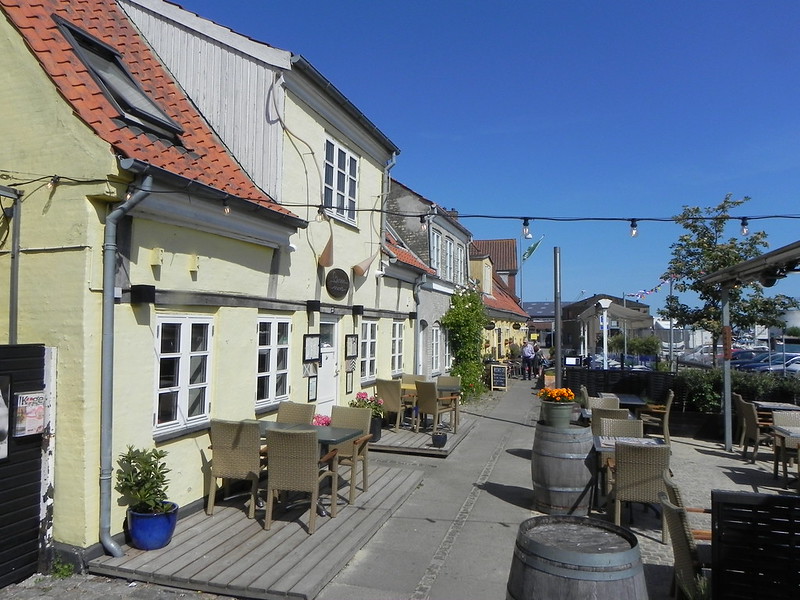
xmin=522 ymin=235 xmax=544 ymax=262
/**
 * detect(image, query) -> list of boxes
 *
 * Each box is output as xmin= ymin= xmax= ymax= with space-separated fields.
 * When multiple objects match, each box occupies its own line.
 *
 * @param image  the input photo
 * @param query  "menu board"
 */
xmin=491 ymin=364 xmax=507 ymax=391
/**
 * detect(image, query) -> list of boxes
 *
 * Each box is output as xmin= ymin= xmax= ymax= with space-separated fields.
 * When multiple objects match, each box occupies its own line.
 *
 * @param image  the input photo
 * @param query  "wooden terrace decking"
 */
xmin=368 ymin=412 xmax=476 ymax=456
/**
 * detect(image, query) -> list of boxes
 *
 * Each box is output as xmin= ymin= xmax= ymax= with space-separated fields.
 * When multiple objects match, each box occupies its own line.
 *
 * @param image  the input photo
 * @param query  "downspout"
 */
xmin=99 ymin=173 xmax=153 ymax=557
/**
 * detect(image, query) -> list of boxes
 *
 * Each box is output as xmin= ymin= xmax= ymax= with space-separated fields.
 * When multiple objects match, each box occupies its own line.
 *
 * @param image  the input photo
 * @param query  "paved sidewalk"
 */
xmin=1 ymin=379 xmax=790 ymax=599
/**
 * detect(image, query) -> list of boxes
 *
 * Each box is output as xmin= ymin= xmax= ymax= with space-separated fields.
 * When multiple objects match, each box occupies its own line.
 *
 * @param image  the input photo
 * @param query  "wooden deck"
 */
xmin=89 ymin=464 xmax=424 ymax=600
xmin=368 ymin=412 xmax=476 ymax=456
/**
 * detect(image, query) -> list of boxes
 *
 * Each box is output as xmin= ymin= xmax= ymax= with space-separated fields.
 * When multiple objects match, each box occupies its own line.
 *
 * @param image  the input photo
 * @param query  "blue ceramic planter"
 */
xmin=127 ymin=501 xmax=179 ymax=550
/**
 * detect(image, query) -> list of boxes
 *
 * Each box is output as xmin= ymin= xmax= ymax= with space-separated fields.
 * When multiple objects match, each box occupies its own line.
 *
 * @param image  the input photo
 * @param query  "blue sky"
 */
xmin=173 ymin=0 xmax=800 ymax=313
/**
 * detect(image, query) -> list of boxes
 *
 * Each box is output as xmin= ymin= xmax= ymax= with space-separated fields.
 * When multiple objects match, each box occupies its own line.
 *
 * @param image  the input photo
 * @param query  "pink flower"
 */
xmin=312 ymin=414 xmax=331 ymax=426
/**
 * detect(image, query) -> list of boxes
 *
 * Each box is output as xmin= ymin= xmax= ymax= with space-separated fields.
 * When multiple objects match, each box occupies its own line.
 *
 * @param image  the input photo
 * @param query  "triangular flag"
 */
xmin=318 ymin=233 xmax=333 ymax=267
xmin=522 ymin=235 xmax=544 ymax=262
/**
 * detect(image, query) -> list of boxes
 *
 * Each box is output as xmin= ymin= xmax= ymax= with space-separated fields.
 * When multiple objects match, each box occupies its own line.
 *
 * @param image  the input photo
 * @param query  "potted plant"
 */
xmin=537 ymin=387 xmax=577 ymax=428
xmin=115 ymin=446 xmax=179 ymax=550
xmin=349 ymin=391 xmax=385 ymax=442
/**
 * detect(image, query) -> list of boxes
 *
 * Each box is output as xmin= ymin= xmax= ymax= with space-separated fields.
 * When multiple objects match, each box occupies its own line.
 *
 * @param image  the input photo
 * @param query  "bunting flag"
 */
xmin=522 ymin=235 xmax=544 ymax=262
xmin=625 ymin=280 xmax=668 ymax=299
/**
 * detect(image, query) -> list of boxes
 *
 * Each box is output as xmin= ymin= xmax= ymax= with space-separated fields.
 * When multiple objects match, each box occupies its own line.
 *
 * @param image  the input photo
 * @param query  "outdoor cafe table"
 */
xmin=753 ymin=400 xmax=800 ymax=412
xmin=598 ymin=392 xmax=648 ymax=408
xmin=772 ymin=425 xmax=800 ymax=488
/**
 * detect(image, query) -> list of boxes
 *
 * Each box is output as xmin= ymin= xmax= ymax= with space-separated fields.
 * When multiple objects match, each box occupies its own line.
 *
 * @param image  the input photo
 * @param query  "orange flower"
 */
xmin=537 ymin=387 xmax=575 ymax=403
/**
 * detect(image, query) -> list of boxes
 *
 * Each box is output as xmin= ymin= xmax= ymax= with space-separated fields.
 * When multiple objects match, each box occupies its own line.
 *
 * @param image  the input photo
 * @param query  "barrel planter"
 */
xmin=531 ymin=424 xmax=593 ymax=516
xmin=506 ymin=515 xmax=649 ymax=600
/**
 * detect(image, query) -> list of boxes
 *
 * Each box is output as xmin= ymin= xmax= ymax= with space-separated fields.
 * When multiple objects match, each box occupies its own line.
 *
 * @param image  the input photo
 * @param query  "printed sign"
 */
xmin=13 ymin=391 xmax=45 ymax=436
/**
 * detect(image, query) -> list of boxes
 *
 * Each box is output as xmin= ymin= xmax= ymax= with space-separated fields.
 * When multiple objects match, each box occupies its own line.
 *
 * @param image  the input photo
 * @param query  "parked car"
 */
xmin=739 ymin=353 xmax=800 ymax=372
xmin=730 ymin=352 xmax=771 ymax=370
xmin=749 ymin=354 xmax=800 ymax=374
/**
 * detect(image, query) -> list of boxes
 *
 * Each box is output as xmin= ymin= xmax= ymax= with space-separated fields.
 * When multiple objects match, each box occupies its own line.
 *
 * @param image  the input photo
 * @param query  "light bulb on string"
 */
xmin=630 ymin=219 xmax=638 ymax=237
xmin=522 ymin=218 xmax=532 ymax=239
xmin=419 ymin=215 xmax=428 ymax=232
xmin=223 ymin=198 xmax=231 ymax=215
xmin=740 ymin=217 xmax=749 ymax=236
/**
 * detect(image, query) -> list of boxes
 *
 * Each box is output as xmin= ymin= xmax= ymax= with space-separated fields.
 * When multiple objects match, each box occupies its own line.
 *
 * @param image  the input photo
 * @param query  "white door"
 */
xmin=315 ymin=321 xmax=339 ymax=416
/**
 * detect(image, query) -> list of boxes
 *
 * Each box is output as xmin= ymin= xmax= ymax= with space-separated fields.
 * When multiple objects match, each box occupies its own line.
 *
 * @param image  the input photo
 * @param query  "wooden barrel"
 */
xmin=506 ymin=516 xmax=649 ymax=600
xmin=531 ymin=424 xmax=593 ymax=516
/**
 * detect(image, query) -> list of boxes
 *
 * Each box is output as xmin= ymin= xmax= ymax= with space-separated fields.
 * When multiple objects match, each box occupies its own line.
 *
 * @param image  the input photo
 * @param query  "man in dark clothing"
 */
xmin=521 ymin=341 xmax=535 ymax=380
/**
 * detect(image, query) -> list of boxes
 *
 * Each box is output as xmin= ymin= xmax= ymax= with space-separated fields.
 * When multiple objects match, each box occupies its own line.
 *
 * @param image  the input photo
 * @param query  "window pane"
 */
xmin=277 ymin=322 xmax=289 ymax=345
xmin=324 ymin=187 xmax=333 ymax=207
xmin=349 ymin=156 xmax=357 ymax=177
xmin=275 ymin=372 xmax=287 ymax=396
xmin=324 ymin=163 xmax=333 ymax=186
xmin=337 ymin=170 xmax=345 ymax=193
xmin=159 ymin=357 xmax=179 ymax=387
xmin=337 ymin=148 xmax=346 ymax=170
xmin=157 ymin=391 xmax=178 ymax=424
xmin=191 ymin=323 xmax=208 ymax=351
xmin=276 ymin=348 xmax=287 ymax=370
xmin=160 ymin=324 xmax=180 ymax=353
xmin=189 ymin=355 xmax=207 ymax=385
xmin=325 ymin=140 xmax=334 ymax=162
xmin=257 ymin=374 xmax=269 ymax=399
xmin=258 ymin=322 xmax=270 ymax=346
xmin=188 ymin=387 xmax=205 ymax=418
xmin=258 ymin=349 xmax=270 ymax=373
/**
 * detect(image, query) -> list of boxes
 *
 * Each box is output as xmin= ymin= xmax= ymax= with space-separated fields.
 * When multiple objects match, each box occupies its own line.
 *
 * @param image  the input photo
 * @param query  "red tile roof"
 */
xmin=484 ymin=273 xmax=528 ymax=319
xmin=471 ymin=239 xmax=518 ymax=272
xmin=385 ymin=230 xmax=435 ymax=275
xmin=1 ymin=0 xmax=297 ymax=219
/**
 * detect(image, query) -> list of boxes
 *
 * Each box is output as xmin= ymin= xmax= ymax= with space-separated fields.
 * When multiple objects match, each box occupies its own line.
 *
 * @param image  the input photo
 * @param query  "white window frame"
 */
xmin=444 ymin=237 xmax=454 ymax=281
xmin=255 ymin=317 xmax=291 ymax=410
xmin=455 ymin=244 xmax=465 ymax=286
xmin=391 ymin=321 xmax=404 ymax=375
xmin=430 ymin=323 xmax=441 ymax=374
xmin=154 ymin=315 xmax=213 ymax=435
xmin=323 ymin=137 xmax=359 ymax=224
xmin=443 ymin=328 xmax=453 ymax=371
xmin=360 ymin=320 xmax=378 ymax=381
xmin=431 ymin=229 xmax=442 ymax=273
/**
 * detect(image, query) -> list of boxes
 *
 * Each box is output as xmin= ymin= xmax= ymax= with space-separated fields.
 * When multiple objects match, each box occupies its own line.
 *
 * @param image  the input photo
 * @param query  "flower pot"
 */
xmin=369 ymin=416 xmax=382 ymax=443
xmin=431 ymin=432 xmax=448 ymax=448
xmin=127 ymin=501 xmax=179 ymax=550
xmin=540 ymin=401 xmax=576 ymax=429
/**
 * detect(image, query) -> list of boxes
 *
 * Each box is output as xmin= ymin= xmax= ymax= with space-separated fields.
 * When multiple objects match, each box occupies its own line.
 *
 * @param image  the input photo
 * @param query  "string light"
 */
xmin=419 ymin=215 xmax=428 ymax=232
xmin=522 ymin=218 xmax=532 ymax=239
xmin=740 ymin=217 xmax=749 ymax=236
xmin=630 ymin=219 xmax=638 ymax=237
xmin=47 ymin=175 xmax=60 ymax=190
xmin=316 ymin=204 xmax=327 ymax=222
xmin=222 ymin=198 xmax=231 ymax=215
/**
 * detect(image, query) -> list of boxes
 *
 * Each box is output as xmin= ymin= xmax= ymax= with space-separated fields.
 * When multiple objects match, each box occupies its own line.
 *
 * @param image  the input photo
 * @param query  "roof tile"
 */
xmin=1 ymin=0 xmax=297 ymax=220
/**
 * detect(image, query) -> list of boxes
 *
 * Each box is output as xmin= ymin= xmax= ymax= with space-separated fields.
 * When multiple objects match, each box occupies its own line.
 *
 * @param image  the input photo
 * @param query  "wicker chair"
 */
xmin=435 ymin=375 xmax=461 ymax=430
xmin=741 ymin=400 xmax=773 ymax=463
xmin=276 ymin=401 xmax=315 ymax=425
xmin=612 ymin=441 xmax=671 ymax=542
xmin=207 ymin=419 xmax=266 ymax=519
xmin=375 ymin=378 xmax=415 ymax=432
xmin=329 ymin=405 xmax=372 ymax=504
xmin=587 ymin=395 xmax=620 ymax=410
xmin=637 ymin=390 xmax=674 ymax=445
xmin=733 ymin=392 xmax=747 ymax=447
xmin=772 ymin=410 xmax=800 ymax=483
xmin=659 ymin=491 xmax=710 ymax=600
xmin=415 ymin=380 xmax=458 ymax=433
xmin=590 ymin=407 xmax=630 ymax=435
xmin=263 ymin=429 xmax=338 ymax=534
xmin=599 ymin=417 xmax=643 ymax=438
xmin=663 ymin=469 xmax=711 ymax=541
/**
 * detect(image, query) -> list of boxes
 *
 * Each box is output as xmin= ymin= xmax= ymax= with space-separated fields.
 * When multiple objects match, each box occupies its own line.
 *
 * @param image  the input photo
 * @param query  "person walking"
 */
xmin=521 ymin=340 xmax=535 ymax=380
xmin=532 ymin=344 xmax=545 ymax=388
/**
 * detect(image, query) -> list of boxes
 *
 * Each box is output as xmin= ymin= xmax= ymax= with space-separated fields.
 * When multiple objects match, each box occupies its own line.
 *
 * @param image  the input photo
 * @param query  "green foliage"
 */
xmin=785 ymin=326 xmax=800 ymax=337
xmin=675 ymin=367 xmax=800 ymax=411
xmin=659 ymin=195 xmax=798 ymax=355
xmin=440 ymin=288 xmax=488 ymax=400
xmin=115 ymin=446 xmax=171 ymax=514
xmin=50 ymin=556 xmax=74 ymax=579
xmin=608 ymin=334 xmax=662 ymax=356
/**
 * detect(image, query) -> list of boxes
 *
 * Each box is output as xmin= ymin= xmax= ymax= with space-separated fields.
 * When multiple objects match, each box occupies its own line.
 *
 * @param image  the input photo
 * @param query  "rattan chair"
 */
xmin=590 ymin=407 xmax=630 ymax=435
xmin=772 ymin=410 xmax=800 ymax=482
xmin=733 ymin=392 xmax=747 ymax=447
xmin=329 ymin=405 xmax=372 ymax=504
xmin=263 ymin=429 xmax=338 ymax=534
xmin=276 ymin=401 xmax=315 ymax=425
xmin=207 ymin=419 xmax=265 ymax=518
xmin=597 ymin=418 xmax=643 ymax=496
xmin=663 ymin=469 xmax=711 ymax=541
xmin=375 ymin=378 xmax=415 ymax=432
xmin=612 ymin=441 xmax=671 ymax=542
xmin=587 ymin=394 xmax=620 ymax=410
xmin=415 ymin=380 xmax=458 ymax=433
xmin=435 ymin=375 xmax=461 ymax=430
xmin=637 ymin=389 xmax=674 ymax=445
xmin=659 ymin=491 xmax=710 ymax=600
xmin=741 ymin=400 xmax=773 ymax=463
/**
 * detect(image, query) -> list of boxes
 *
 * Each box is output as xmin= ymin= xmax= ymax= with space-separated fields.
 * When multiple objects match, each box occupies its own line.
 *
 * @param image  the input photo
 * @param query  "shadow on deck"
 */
xmin=90 ymin=463 xmax=424 ymax=600
xmin=368 ymin=412 xmax=477 ymax=456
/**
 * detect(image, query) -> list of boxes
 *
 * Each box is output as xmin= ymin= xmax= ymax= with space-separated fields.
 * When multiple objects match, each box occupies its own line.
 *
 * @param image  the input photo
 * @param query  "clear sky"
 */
xmin=172 ymin=0 xmax=800 ymax=313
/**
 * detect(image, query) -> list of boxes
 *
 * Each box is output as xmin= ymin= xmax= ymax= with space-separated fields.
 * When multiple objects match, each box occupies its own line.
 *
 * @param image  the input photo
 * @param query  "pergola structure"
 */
xmin=699 ymin=239 xmax=800 ymax=451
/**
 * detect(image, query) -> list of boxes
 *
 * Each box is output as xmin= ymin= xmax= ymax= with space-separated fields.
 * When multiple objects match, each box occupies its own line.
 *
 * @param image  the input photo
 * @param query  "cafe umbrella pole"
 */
xmin=553 ymin=246 xmax=563 ymax=388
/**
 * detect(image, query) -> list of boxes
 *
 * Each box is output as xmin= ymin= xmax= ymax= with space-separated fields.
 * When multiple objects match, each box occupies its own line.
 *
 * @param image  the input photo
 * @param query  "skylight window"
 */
xmin=55 ymin=16 xmax=183 ymax=139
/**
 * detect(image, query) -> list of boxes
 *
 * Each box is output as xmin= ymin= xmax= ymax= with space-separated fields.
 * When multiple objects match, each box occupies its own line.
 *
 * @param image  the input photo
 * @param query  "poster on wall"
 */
xmin=0 ymin=377 xmax=9 ymax=460
xmin=13 ymin=391 xmax=45 ymax=436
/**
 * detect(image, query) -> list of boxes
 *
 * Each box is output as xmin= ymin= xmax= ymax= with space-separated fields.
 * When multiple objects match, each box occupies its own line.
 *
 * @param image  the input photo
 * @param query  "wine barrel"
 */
xmin=506 ymin=516 xmax=648 ymax=600
xmin=531 ymin=424 xmax=593 ymax=516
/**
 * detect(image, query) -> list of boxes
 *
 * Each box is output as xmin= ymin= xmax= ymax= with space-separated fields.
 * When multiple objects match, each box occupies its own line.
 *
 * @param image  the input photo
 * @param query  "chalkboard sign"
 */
xmin=491 ymin=364 xmax=507 ymax=390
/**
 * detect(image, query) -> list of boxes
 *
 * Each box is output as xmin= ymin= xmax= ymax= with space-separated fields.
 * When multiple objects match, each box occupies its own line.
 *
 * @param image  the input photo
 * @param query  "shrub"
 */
xmin=675 ymin=367 xmax=800 ymax=411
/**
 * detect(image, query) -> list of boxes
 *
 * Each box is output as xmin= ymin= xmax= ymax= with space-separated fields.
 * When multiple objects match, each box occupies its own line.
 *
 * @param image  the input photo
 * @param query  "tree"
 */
xmin=440 ymin=287 xmax=487 ymax=399
xmin=659 ymin=195 xmax=798 ymax=365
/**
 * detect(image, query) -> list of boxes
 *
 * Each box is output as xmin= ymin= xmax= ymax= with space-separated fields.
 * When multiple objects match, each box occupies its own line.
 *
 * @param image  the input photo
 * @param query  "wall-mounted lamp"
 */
xmin=512 ymin=322 xmax=522 ymax=330
xmin=522 ymin=218 xmax=532 ymax=239
xmin=130 ymin=284 xmax=156 ymax=304
xmin=352 ymin=305 xmax=364 ymax=317
xmin=629 ymin=219 xmax=638 ymax=237
xmin=306 ymin=300 xmax=321 ymax=313
xmin=740 ymin=217 xmax=749 ymax=236
xmin=408 ymin=312 xmax=417 ymax=321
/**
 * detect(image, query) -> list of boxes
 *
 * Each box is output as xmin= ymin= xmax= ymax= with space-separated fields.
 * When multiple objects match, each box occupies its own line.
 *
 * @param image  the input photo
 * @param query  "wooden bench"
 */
xmin=711 ymin=489 xmax=800 ymax=599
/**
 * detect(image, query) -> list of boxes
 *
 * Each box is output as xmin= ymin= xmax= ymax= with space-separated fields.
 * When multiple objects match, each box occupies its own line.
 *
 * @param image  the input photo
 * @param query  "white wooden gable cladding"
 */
xmin=119 ymin=0 xmax=290 ymax=201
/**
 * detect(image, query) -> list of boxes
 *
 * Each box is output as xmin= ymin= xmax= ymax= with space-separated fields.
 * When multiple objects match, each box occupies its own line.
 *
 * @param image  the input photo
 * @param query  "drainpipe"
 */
xmin=0 ymin=185 xmax=23 ymax=344
xmin=99 ymin=173 xmax=153 ymax=557
xmin=412 ymin=273 xmax=428 ymax=374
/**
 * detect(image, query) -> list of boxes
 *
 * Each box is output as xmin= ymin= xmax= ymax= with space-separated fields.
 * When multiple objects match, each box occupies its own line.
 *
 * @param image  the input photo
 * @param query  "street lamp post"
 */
xmin=597 ymin=298 xmax=613 ymax=370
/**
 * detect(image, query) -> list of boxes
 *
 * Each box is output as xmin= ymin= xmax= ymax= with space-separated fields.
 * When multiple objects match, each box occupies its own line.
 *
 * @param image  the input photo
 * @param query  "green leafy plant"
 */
xmin=441 ymin=287 xmax=488 ymax=400
xmin=349 ymin=391 xmax=385 ymax=418
xmin=115 ymin=446 xmax=171 ymax=514
xmin=50 ymin=556 xmax=74 ymax=579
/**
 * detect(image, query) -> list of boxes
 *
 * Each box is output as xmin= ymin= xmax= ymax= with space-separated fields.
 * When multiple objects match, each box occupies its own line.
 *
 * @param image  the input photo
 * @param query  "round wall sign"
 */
xmin=325 ymin=268 xmax=350 ymax=299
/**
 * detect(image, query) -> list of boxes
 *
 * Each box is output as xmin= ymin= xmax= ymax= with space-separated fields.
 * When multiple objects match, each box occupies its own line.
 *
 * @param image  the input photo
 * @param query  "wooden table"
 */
xmin=754 ymin=401 xmax=800 ymax=412
xmin=772 ymin=425 xmax=800 ymax=488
